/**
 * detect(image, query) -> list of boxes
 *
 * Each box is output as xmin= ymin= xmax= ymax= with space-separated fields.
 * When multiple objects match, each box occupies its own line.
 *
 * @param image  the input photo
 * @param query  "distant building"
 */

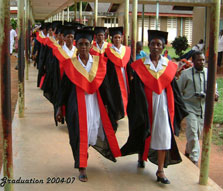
xmin=85 ymin=3 xmax=193 ymax=45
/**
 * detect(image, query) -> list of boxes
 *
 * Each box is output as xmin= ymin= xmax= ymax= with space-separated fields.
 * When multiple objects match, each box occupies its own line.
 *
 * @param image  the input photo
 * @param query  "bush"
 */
xmin=10 ymin=18 xmax=17 ymax=30
xmin=171 ymin=36 xmax=189 ymax=57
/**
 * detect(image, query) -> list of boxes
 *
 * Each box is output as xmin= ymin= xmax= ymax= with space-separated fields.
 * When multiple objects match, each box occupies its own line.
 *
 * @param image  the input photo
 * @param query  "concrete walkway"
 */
xmin=0 ymin=65 xmax=222 ymax=191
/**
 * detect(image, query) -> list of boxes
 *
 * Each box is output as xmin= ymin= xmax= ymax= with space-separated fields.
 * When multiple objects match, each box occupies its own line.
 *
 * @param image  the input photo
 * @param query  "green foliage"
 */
xmin=10 ymin=18 xmax=17 ymax=30
xmin=214 ymin=78 xmax=223 ymax=124
xmin=143 ymin=46 xmax=190 ymax=58
xmin=171 ymin=36 xmax=189 ymax=57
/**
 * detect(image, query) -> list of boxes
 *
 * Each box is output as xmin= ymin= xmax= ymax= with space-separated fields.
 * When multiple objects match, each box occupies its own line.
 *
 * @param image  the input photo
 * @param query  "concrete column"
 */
xmin=142 ymin=4 xmax=145 ymax=43
xmin=156 ymin=1 xmax=159 ymax=30
xmin=131 ymin=0 xmax=138 ymax=61
xmin=25 ymin=0 xmax=30 ymax=80
xmin=199 ymin=0 xmax=221 ymax=185
xmin=62 ymin=10 xmax=65 ymax=24
xmin=0 ymin=0 xmax=14 ymax=189
xmin=80 ymin=1 xmax=83 ymax=24
xmin=75 ymin=2 xmax=77 ymax=22
xmin=94 ymin=0 xmax=98 ymax=26
xmin=124 ymin=0 xmax=129 ymax=45
xmin=67 ymin=6 xmax=70 ymax=22
xmin=18 ymin=0 xmax=25 ymax=118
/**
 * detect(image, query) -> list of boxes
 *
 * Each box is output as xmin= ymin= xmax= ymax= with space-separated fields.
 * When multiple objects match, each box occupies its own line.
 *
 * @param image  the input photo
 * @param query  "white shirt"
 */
xmin=144 ymin=55 xmax=171 ymax=150
xmin=10 ymin=29 xmax=17 ymax=43
xmin=78 ymin=54 xmax=104 ymax=145
xmin=62 ymin=44 xmax=76 ymax=58
xmin=41 ymin=31 xmax=47 ymax=38
xmin=111 ymin=44 xmax=123 ymax=55
xmin=111 ymin=44 xmax=128 ymax=93
xmin=96 ymin=41 xmax=105 ymax=50
xmin=218 ymin=35 xmax=223 ymax=52
xmin=192 ymin=43 xmax=205 ymax=51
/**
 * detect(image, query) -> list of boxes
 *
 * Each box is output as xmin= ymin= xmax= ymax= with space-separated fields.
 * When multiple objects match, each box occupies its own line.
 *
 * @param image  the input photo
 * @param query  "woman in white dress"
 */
xmin=121 ymin=30 xmax=188 ymax=184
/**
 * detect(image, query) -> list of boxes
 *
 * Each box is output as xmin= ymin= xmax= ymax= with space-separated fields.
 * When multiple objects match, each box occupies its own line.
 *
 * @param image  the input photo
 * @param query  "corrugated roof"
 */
xmin=129 ymin=4 xmax=193 ymax=14
xmin=88 ymin=2 xmax=111 ymax=12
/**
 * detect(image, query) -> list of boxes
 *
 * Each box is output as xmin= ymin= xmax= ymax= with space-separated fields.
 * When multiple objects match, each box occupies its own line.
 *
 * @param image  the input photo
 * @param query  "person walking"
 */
xmin=121 ymin=30 xmax=188 ymax=184
xmin=177 ymin=51 xmax=219 ymax=166
xmin=56 ymin=29 xmax=121 ymax=182
xmin=218 ymin=30 xmax=223 ymax=67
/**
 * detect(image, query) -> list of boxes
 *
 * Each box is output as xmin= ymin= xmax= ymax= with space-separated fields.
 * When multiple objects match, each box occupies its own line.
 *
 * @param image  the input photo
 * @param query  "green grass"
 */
xmin=143 ymin=46 xmax=191 ymax=59
xmin=212 ymin=78 xmax=223 ymax=145
xmin=213 ymin=78 xmax=223 ymax=124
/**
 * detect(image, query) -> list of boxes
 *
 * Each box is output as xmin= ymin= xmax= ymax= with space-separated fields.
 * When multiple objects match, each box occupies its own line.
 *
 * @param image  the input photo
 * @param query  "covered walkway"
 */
xmin=0 ymin=65 xmax=222 ymax=191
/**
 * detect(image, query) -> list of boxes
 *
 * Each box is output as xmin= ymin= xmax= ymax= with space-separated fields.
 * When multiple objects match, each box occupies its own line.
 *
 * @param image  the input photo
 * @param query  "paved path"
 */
xmin=0 ymin=65 xmax=222 ymax=191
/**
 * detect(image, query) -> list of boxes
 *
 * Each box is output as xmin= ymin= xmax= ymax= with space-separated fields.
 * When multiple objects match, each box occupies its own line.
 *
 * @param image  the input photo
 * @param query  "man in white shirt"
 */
xmin=218 ymin=30 xmax=223 ymax=67
xmin=10 ymin=24 xmax=17 ymax=55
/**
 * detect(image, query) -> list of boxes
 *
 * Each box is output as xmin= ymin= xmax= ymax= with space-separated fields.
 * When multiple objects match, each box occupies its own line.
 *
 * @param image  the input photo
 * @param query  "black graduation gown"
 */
xmin=104 ymin=45 xmax=133 ymax=120
xmin=121 ymin=58 xmax=188 ymax=168
xmin=56 ymin=55 xmax=121 ymax=168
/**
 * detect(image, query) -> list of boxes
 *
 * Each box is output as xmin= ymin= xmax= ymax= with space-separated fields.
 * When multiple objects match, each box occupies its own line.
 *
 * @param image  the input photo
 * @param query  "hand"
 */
xmin=56 ymin=107 xmax=63 ymax=122
xmin=215 ymin=92 xmax=219 ymax=102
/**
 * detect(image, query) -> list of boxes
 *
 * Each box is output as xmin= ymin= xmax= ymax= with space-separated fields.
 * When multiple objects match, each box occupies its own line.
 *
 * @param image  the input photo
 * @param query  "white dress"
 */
xmin=78 ymin=54 xmax=105 ymax=146
xmin=144 ymin=55 xmax=171 ymax=150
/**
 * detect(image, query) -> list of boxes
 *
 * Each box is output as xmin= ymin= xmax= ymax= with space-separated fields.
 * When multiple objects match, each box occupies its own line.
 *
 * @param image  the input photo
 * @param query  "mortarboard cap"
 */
xmin=41 ymin=22 xmax=50 ymax=30
xmin=61 ymin=26 xmax=75 ymax=36
xmin=94 ymin=27 xmax=107 ymax=34
xmin=147 ymin=30 xmax=168 ymax=45
xmin=75 ymin=29 xmax=94 ymax=43
xmin=55 ymin=24 xmax=63 ymax=34
xmin=83 ymin=26 xmax=94 ymax=31
xmin=109 ymin=27 xmax=123 ymax=37
xmin=72 ymin=22 xmax=84 ymax=29
xmin=64 ymin=21 xmax=73 ymax=26
xmin=52 ymin=21 xmax=62 ymax=30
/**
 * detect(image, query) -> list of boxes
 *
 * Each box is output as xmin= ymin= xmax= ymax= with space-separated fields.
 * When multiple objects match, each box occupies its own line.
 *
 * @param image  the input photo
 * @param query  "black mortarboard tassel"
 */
xmin=147 ymin=30 xmax=168 ymax=45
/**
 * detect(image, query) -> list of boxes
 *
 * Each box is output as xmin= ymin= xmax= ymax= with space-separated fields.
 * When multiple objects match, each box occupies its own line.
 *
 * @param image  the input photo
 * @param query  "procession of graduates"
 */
xmin=32 ymin=21 xmax=188 ymax=184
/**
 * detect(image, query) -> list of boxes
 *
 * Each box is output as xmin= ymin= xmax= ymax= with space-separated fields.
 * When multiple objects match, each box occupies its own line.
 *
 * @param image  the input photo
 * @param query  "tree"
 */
xmin=171 ymin=36 xmax=189 ymax=57
xmin=10 ymin=18 xmax=17 ymax=29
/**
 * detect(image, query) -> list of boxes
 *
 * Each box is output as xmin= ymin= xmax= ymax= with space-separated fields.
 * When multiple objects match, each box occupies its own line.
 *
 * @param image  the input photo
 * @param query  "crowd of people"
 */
xmin=30 ymin=21 xmax=219 ymax=184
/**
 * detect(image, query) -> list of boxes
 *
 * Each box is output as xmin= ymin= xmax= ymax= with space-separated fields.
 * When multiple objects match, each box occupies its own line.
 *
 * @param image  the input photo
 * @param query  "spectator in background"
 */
xmin=218 ymin=30 xmax=223 ymax=67
xmin=177 ymin=51 xmax=219 ymax=166
xmin=180 ymin=39 xmax=205 ymax=60
xmin=136 ymin=41 xmax=147 ymax=60
xmin=163 ymin=49 xmax=171 ymax=60
xmin=10 ymin=24 xmax=17 ymax=55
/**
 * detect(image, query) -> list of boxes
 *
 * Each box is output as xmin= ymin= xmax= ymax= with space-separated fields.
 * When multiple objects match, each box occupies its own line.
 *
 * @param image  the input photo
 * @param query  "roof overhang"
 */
xmin=30 ymin=0 xmax=216 ymax=21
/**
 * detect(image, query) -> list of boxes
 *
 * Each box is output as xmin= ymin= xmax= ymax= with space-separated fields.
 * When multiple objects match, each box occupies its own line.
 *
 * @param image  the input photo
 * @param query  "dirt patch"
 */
xmin=0 ymin=55 xmax=18 ymax=173
xmin=176 ymin=120 xmax=223 ymax=188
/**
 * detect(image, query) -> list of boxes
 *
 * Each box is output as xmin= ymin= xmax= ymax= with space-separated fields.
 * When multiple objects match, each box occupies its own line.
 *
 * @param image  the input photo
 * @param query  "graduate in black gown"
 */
xmin=121 ymin=30 xmax=188 ymax=184
xmin=90 ymin=27 xmax=111 ymax=56
xmin=104 ymin=27 xmax=133 ymax=119
xmin=55 ymin=29 xmax=122 ymax=182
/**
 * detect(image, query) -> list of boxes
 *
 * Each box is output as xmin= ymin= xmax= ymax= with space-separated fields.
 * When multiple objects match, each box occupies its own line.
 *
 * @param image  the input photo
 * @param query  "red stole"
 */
xmin=105 ymin=46 xmax=131 ymax=115
xmin=131 ymin=58 xmax=177 ymax=161
xmin=63 ymin=56 xmax=121 ymax=167
xmin=90 ymin=41 xmax=111 ymax=56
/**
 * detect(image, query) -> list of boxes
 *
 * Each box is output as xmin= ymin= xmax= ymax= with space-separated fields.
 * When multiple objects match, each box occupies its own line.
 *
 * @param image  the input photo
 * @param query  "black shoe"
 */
xmin=185 ymin=152 xmax=189 ymax=158
xmin=156 ymin=171 xmax=170 ymax=184
xmin=15 ymin=65 xmax=18 ymax=70
xmin=137 ymin=160 xmax=145 ymax=168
